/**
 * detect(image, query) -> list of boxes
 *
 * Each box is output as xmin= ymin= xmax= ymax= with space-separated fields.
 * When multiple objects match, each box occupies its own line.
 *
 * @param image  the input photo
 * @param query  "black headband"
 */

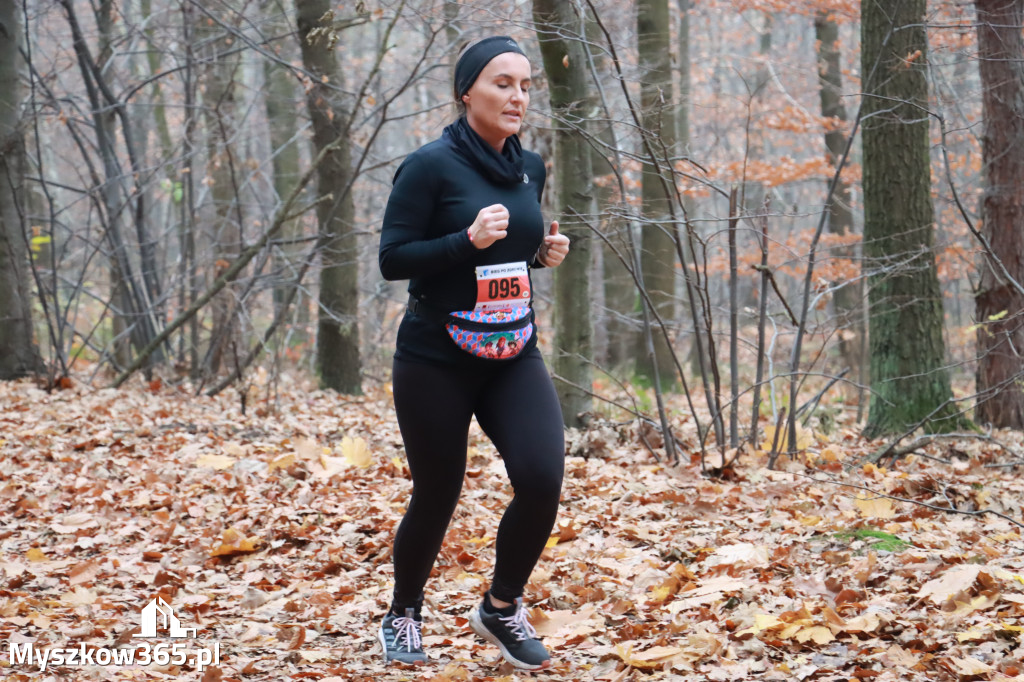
xmin=454 ymin=36 xmax=527 ymax=100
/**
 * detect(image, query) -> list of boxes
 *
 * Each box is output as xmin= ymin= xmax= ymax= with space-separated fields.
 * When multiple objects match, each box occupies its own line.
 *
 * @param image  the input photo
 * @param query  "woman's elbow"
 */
xmin=378 ymin=250 xmax=404 ymax=281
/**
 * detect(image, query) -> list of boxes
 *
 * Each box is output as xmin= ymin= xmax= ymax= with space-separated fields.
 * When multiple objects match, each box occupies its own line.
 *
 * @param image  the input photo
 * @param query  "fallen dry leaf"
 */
xmin=313 ymin=454 xmax=347 ymax=479
xmin=614 ymin=643 xmax=686 ymax=669
xmin=210 ymin=527 xmax=261 ymax=557
xmin=195 ymin=453 xmax=236 ymax=470
xmin=60 ymin=586 xmax=97 ymax=605
xmin=26 ymin=548 xmax=48 ymax=562
xmin=339 ymin=435 xmax=372 ymax=468
xmin=760 ymin=423 xmax=813 ymax=452
xmin=68 ymin=559 xmax=102 ymax=585
xmin=267 ymin=453 xmax=295 ymax=474
xmin=794 ymin=625 xmax=834 ymax=644
xmin=917 ymin=564 xmax=983 ymax=604
xmin=883 ymin=644 xmax=922 ymax=667
xmin=707 ymin=542 xmax=771 ymax=568
xmin=854 ymin=492 xmax=895 ymax=519
xmin=946 ymin=656 xmax=994 ymax=676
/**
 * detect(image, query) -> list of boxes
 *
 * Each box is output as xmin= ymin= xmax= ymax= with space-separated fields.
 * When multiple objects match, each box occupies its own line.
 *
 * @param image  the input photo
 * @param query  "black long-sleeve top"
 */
xmin=379 ymin=134 xmax=547 ymax=365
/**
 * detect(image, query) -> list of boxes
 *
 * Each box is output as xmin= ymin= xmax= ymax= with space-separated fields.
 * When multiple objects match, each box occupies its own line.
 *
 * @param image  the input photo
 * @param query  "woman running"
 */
xmin=376 ymin=35 xmax=570 ymax=670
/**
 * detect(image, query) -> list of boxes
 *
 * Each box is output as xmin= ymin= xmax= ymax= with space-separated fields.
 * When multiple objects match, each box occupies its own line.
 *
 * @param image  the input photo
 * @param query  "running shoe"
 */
xmin=378 ymin=607 xmax=427 ymax=665
xmin=468 ymin=596 xmax=551 ymax=670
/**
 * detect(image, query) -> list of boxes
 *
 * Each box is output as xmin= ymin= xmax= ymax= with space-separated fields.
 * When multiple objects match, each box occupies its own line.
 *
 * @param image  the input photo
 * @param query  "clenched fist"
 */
xmin=467 ymin=204 xmax=509 ymax=249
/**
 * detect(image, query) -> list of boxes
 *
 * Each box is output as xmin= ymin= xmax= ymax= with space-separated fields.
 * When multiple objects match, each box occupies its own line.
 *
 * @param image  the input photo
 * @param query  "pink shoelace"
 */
xmin=499 ymin=606 xmax=538 ymax=642
xmin=392 ymin=615 xmax=422 ymax=651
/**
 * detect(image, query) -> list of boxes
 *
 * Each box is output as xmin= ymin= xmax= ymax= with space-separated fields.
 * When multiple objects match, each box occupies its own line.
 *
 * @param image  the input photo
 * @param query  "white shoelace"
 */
xmin=391 ymin=616 xmax=423 ymax=651
xmin=499 ymin=606 xmax=538 ymax=642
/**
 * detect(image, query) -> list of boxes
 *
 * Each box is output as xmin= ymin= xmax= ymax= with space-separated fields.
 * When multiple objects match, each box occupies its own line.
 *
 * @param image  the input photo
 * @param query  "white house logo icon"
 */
xmin=137 ymin=597 xmax=196 ymax=638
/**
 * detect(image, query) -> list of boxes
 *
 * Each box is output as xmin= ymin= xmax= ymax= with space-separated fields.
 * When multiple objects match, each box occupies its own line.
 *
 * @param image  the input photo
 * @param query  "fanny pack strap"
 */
xmin=406 ymin=295 xmax=450 ymax=325
xmin=407 ymin=295 xmax=533 ymax=333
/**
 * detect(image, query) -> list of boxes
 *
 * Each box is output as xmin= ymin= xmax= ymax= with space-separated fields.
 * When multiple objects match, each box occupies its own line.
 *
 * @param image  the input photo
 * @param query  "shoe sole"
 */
xmin=377 ymin=626 xmax=427 ymax=665
xmin=468 ymin=608 xmax=551 ymax=670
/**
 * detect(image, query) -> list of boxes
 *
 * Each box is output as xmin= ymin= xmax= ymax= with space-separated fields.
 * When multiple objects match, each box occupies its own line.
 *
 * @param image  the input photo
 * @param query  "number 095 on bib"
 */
xmin=474 ymin=262 xmax=531 ymax=313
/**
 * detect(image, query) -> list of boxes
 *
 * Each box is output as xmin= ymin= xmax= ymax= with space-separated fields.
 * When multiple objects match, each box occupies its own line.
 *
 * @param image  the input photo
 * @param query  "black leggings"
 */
xmin=390 ymin=349 xmax=565 ymax=609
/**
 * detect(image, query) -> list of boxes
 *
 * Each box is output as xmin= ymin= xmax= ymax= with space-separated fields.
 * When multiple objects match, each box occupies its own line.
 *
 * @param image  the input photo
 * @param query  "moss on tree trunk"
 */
xmin=860 ymin=0 xmax=970 ymax=438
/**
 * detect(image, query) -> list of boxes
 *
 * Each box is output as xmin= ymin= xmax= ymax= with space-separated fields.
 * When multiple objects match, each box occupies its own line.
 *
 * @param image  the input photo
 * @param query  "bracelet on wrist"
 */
xmin=467 ymin=227 xmax=475 ymax=244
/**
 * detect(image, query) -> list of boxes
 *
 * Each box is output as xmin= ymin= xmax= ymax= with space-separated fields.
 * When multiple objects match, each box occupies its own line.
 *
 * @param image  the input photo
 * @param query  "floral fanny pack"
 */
xmin=407 ymin=297 xmax=534 ymax=361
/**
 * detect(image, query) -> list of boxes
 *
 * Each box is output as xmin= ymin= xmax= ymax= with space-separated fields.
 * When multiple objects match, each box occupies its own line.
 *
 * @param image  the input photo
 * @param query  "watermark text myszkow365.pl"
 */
xmin=7 ymin=597 xmax=220 ymax=673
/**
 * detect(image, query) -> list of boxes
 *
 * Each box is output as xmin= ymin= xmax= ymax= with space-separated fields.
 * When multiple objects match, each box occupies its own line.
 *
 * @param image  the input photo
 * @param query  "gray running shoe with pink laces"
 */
xmin=468 ymin=596 xmax=551 ymax=670
xmin=378 ymin=607 xmax=427 ymax=665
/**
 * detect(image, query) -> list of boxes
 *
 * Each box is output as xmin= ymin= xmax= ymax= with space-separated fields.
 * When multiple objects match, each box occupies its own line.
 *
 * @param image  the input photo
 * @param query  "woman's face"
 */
xmin=462 ymin=52 xmax=531 ymax=152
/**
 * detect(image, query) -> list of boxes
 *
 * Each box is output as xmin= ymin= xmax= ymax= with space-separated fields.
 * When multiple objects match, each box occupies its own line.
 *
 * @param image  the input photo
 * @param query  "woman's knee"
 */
xmin=508 ymin=461 xmax=563 ymax=504
xmin=408 ymin=476 xmax=464 ymax=514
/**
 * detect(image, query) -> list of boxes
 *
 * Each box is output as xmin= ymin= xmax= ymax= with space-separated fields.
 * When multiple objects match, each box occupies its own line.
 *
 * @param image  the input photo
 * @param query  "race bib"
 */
xmin=474 ymin=262 xmax=531 ymax=313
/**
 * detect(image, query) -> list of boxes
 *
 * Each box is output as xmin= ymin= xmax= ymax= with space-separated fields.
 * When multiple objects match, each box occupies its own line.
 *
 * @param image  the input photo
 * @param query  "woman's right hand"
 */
xmin=468 ymin=204 xmax=509 ymax=249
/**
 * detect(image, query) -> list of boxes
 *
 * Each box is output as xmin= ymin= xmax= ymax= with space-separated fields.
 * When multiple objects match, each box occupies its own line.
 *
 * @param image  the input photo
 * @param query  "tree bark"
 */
xmin=263 ymin=3 xmax=308 ymax=338
xmin=742 ymin=13 xmax=772 ymax=217
xmin=860 ymin=0 xmax=965 ymax=437
xmin=181 ymin=2 xmax=201 ymax=376
xmin=296 ymin=0 xmax=362 ymax=395
xmin=974 ymin=0 xmax=1024 ymax=428
xmin=581 ymin=8 xmax=634 ymax=371
xmin=636 ymin=0 xmax=677 ymax=390
xmin=533 ymin=0 xmax=595 ymax=428
xmin=197 ymin=8 xmax=243 ymax=377
xmin=95 ymin=0 xmax=131 ymax=369
xmin=676 ymin=0 xmax=711 ymax=400
xmin=814 ymin=10 xmax=863 ymax=388
xmin=0 ymin=2 xmax=42 ymax=379
xmin=141 ymin=0 xmax=175 ymax=172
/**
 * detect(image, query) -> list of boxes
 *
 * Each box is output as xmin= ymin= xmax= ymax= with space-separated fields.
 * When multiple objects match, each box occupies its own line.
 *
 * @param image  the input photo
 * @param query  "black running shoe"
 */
xmin=378 ymin=607 xmax=427 ymax=665
xmin=468 ymin=596 xmax=551 ymax=670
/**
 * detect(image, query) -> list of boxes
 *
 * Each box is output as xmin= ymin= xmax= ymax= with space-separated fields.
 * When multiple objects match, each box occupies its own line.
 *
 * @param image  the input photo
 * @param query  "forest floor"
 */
xmin=1 ymin=373 xmax=1023 ymax=682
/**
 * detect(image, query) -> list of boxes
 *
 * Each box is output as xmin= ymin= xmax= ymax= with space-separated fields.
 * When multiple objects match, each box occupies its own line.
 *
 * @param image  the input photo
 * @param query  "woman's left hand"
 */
xmin=537 ymin=221 xmax=570 ymax=267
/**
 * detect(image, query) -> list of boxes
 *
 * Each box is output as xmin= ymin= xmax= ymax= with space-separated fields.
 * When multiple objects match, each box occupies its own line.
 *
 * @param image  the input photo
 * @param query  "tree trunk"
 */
xmin=97 ymin=0 xmax=132 ymax=369
xmin=140 ymin=0 xmax=178 ymax=335
xmin=676 ymin=0 xmax=691 ymax=163
xmin=974 ymin=0 xmax=1024 ymax=428
xmin=533 ymin=0 xmax=594 ymax=428
xmin=181 ymin=2 xmax=201 ymax=376
xmin=599 ymin=208 xmax=636 ymax=370
xmin=581 ymin=8 xmax=634 ymax=371
xmin=0 ymin=2 xmax=42 ymax=379
xmin=742 ymin=13 xmax=772 ymax=217
xmin=141 ymin=0 xmax=175 ymax=171
xmin=676 ymin=0 xmax=709 ymax=387
xmin=636 ymin=0 xmax=678 ymax=390
xmin=197 ymin=9 xmax=243 ymax=376
xmin=814 ymin=11 xmax=863 ymax=388
xmin=860 ymin=0 xmax=965 ymax=437
xmin=296 ymin=0 xmax=362 ymax=395
xmin=263 ymin=4 xmax=308 ymax=339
